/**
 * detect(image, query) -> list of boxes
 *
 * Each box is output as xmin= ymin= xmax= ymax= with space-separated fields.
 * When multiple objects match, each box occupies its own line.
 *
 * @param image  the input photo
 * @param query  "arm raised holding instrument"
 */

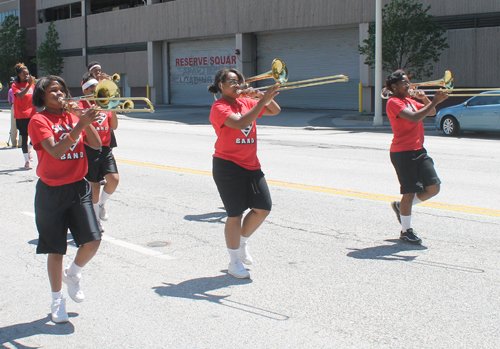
xmin=207 ymin=68 xmax=278 ymax=279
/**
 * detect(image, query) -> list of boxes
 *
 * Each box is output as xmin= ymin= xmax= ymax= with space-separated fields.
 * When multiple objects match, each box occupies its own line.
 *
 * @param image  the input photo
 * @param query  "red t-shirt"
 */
xmin=12 ymin=81 xmax=36 ymax=119
xmin=28 ymin=111 xmax=88 ymax=186
xmin=209 ymin=98 xmax=265 ymax=170
xmin=386 ymin=97 xmax=425 ymax=152
xmin=78 ymin=100 xmax=113 ymax=146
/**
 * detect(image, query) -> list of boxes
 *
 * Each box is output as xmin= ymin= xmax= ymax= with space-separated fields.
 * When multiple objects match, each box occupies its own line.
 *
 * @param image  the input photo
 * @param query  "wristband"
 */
xmin=67 ymin=133 xmax=76 ymax=143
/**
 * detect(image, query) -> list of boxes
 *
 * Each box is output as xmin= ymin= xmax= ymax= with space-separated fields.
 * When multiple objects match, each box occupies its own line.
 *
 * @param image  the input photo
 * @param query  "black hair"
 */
xmin=207 ymin=68 xmax=244 ymax=94
xmin=88 ymin=61 xmax=100 ymax=71
xmin=385 ymin=69 xmax=407 ymax=92
xmin=14 ymin=63 xmax=28 ymax=83
xmin=82 ymin=71 xmax=94 ymax=84
xmin=32 ymin=75 xmax=70 ymax=108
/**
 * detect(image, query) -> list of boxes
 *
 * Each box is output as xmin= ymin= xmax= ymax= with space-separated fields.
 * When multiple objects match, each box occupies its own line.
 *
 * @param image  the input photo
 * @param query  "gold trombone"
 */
xmin=382 ymin=70 xmax=500 ymax=98
xmin=237 ymin=58 xmax=349 ymax=94
xmin=61 ymin=80 xmax=154 ymax=113
xmin=381 ymin=70 xmax=454 ymax=99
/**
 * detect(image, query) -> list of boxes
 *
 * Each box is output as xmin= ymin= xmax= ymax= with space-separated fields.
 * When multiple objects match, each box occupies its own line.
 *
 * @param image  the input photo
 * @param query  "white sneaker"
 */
xmin=239 ymin=244 xmax=253 ymax=265
xmin=62 ymin=269 xmax=85 ymax=303
xmin=97 ymin=219 xmax=105 ymax=233
xmin=99 ymin=204 xmax=108 ymax=221
xmin=228 ymin=261 xmax=250 ymax=279
xmin=51 ymin=297 xmax=69 ymax=323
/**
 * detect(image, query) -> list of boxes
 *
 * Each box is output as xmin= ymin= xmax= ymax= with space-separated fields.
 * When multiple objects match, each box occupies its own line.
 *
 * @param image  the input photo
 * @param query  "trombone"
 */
xmin=237 ymin=58 xmax=349 ymax=94
xmin=61 ymin=80 xmax=154 ymax=113
xmin=381 ymin=70 xmax=500 ymax=98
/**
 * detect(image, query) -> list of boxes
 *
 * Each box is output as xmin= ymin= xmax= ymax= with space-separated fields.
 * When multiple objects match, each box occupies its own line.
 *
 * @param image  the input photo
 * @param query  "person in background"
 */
xmin=12 ymin=63 xmax=36 ymax=168
xmin=28 ymin=75 xmax=102 ymax=323
xmin=8 ymin=77 xmax=19 ymax=148
xmin=207 ymin=68 xmax=280 ymax=279
xmin=79 ymin=73 xmax=120 ymax=233
xmin=385 ymin=70 xmax=448 ymax=244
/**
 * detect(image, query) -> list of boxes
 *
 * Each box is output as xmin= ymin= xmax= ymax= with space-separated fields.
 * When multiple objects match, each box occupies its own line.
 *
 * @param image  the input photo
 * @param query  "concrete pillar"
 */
xmin=147 ymin=41 xmax=163 ymax=104
xmin=359 ymin=22 xmax=372 ymax=113
xmin=235 ymin=33 xmax=255 ymax=79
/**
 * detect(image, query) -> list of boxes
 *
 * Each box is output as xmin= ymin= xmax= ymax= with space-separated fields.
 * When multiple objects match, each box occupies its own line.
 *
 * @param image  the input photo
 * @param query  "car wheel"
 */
xmin=441 ymin=116 xmax=460 ymax=136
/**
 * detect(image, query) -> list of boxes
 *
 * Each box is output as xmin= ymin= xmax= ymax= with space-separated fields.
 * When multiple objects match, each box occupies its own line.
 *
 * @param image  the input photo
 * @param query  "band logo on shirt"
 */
xmin=235 ymin=119 xmax=255 ymax=144
xmin=59 ymin=132 xmax=83 ymax=161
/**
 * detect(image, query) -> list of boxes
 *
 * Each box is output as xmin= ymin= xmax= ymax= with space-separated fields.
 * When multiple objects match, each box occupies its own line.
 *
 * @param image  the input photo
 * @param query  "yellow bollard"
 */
xmin=359 ymin=83 xmax=363 ymax=113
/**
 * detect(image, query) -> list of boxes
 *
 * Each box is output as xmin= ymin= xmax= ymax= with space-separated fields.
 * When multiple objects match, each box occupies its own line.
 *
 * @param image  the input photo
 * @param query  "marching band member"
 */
xmin=79 ymin=73 xmax=120 ymax=232
xmin=28 ymin=75 xmax=102 ymax=323
xmin=386 ymin=70 xmax=448 ymax=244
xmin=88 ymin=61 xmax=111 ymax=82
xmin=207 ymin=68 xmax=280 ymax=279
xmin=12 ymin=63 xmax=36 ymax=168
xmin=87 ymin=61 xmax=118 ymax=149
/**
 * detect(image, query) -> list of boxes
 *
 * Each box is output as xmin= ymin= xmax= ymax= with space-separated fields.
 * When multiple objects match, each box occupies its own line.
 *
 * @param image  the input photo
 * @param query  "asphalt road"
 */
xmin=0 ymin=109 xmax=499 ymax=348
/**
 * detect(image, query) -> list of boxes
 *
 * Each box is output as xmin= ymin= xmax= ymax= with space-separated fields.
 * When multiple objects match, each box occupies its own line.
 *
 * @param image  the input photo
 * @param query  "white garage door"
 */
xmin=256 ymin=28 xmax=360 ymax=109
xmin=169 ymin=38 xmax=236 ymax=105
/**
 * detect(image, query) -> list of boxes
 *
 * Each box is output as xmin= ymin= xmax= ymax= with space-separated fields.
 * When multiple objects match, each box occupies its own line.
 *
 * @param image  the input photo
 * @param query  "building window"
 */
xmin=90 ymin=0 xmax=146 ymax=14
xmin=0 ymin=10 xmax=19 ymax=24
xmin=38 ymin=3 xmax=82 ymax=23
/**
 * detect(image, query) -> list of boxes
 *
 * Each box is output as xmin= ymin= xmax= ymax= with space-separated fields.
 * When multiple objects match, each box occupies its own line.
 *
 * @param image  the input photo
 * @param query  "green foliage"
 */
xmin=358 ymin=0 xmax=449 ymax=80
xmin=34 ymin=21 xmax=64 ymax=76
xmin=0 ymin=15 xmax=28 ymax=85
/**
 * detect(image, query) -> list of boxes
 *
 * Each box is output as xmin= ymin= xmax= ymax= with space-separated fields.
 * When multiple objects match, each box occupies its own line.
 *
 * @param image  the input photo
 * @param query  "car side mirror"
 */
xmin=464 ymin=101 xmax=469 ymax=107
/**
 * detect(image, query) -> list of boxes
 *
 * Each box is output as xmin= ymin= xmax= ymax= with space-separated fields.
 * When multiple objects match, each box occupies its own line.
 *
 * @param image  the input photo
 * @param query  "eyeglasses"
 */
xmin=224 ymin=79 xmax=241 ymax=86
xmin=398 ymin=81 xmax=410 ymax=87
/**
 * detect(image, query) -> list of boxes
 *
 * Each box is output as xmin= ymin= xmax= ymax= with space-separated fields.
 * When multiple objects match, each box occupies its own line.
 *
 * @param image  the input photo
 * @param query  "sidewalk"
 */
xmin=115 ymin=104 xmax=437 ymax=131
xmin=0 ymin=103 xmax=437 ymax=131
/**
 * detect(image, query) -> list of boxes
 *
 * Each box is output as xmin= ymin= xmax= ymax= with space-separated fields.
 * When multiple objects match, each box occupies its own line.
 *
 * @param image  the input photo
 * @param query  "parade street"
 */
xmin=0 ymin=108 xmax=499 ymax=348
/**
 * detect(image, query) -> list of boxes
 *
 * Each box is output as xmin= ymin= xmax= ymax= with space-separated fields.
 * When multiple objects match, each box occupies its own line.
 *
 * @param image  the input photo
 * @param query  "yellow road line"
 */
xmin=116 ymin=158 xmax=500 ymax=218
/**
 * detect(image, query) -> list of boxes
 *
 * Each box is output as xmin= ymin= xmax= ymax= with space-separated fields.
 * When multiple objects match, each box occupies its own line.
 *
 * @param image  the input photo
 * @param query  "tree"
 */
xmin=34 ymin=21 xmax=64 ymax=76
xmin=358 ymin=0 xmax=449 ymax=80
xmin=0 ymin=15 xmax=28 ymax=85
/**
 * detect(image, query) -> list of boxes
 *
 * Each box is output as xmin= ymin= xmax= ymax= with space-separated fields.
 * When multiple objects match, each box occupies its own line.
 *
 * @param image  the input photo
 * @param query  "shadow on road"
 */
xmin=346 ymin=239 xmax=428 ymax=261
xmin=0 ymin=314 xmax=76 ymax=348
xmin=153 ymin=274 xmax=289 ymax=320
xmin=184 ymin=209 xmax=227 ymax=224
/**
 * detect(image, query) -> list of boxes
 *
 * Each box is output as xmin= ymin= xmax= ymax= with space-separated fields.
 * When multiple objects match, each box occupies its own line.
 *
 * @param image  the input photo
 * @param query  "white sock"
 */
xmin=412 ymin=195 xmax=423 ymax=206
xmin=67 ymin=261 xmax=83 ymax=277
xmin=227 ymin=248 xmax=240 ymax=264
xmin=93 ymin=203 xmax=100 ymax=220
xmin=240 ymin=236 xmax=250 ymax=247
xmin=401 ymin=215 xmax=411 ymax=232
xmin=99 ymin=190 xmax=112 ymax=205
xmin=52 ymin=290 xmax=63 ymax=300
xmin=23 ymin=153 xmax=29 ymax=162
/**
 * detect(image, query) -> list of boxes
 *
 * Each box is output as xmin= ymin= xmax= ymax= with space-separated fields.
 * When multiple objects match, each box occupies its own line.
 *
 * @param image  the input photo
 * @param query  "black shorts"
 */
xmin=84 ymin=145 xmax=118 ymax=182
xmin=16 ymin=118 xmax=30 ymax=137
xmin=212 ymin=157 xmax=272 ymax=217
xmin=390 ymin=148 xmax=441 ymax=194
xmin=35 ymin=179 xmax=101 ymax=255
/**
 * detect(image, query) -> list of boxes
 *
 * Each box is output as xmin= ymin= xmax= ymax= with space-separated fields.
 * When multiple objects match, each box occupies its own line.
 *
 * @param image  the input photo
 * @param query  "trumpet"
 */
xmin=60 ymin=80 xmax=154 ymax=113
xmin=237 ymin=58 xmax=349 ymax=95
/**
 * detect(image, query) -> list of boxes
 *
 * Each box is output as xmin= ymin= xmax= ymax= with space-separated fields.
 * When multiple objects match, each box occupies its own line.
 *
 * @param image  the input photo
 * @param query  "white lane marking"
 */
xmin=23 ymin=211 xmax=174 ymax=260
xmin=101 ymin=234 xmax=175 ymax=260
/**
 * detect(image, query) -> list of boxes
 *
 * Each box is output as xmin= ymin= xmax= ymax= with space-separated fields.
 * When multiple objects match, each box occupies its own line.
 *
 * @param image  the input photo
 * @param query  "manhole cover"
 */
xmin=147 ymin=241 xmax=171 ymax=248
